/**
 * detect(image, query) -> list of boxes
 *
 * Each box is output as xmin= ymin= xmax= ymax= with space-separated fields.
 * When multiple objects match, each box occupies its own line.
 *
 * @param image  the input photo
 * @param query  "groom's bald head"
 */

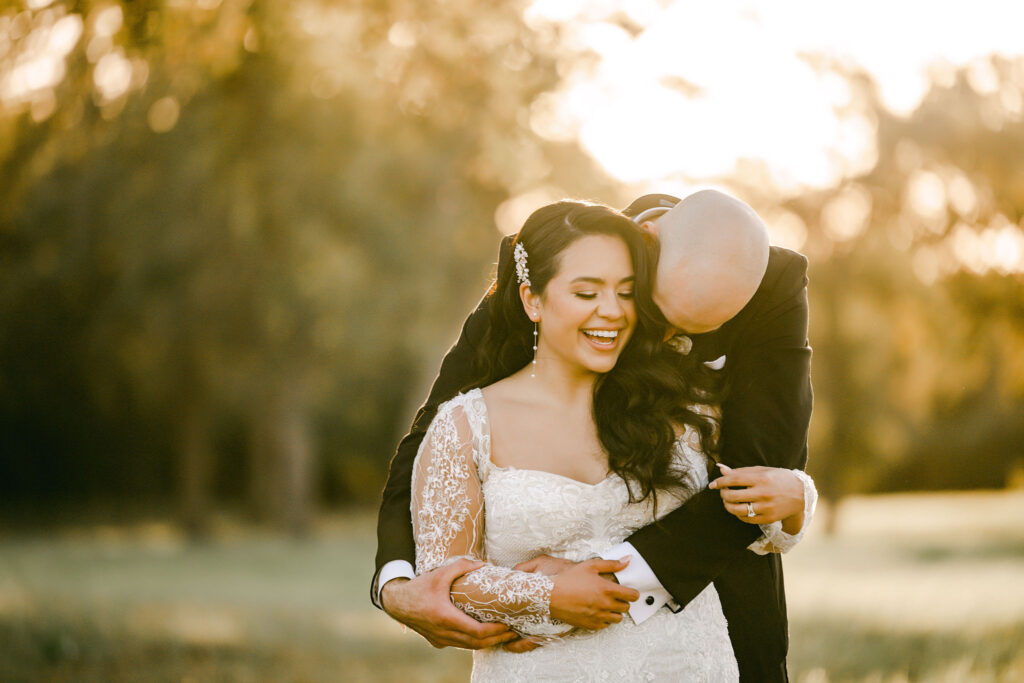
xmin=644 ymin=190 xmax=769 ymax=333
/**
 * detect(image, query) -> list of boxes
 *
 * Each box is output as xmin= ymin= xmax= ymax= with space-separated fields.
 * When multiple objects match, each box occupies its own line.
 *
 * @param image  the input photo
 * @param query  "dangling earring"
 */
xmin=531 ymin=322 xmax=539 ymax=378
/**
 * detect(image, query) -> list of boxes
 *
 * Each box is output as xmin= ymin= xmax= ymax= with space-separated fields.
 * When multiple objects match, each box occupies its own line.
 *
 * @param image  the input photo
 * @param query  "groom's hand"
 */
xmin=380 ymin=558 xmax=517 ymax=650
xmin=549 ymin=558 xmax=639 ymax=631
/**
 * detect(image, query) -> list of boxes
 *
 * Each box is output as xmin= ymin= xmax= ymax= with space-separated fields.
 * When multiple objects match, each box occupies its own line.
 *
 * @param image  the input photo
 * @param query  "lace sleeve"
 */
xmin=411 ymin=400 xmax=570 ymax=638
xmin=748 ymin=469 xmax=818 ymax=555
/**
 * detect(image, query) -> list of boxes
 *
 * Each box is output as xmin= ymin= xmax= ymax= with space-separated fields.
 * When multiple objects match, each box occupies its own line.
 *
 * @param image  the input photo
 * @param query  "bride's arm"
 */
xmin=709 ymin=465 xmax=819 ymax=554
xmin=412 ymin=402 xmax=572 ymax=638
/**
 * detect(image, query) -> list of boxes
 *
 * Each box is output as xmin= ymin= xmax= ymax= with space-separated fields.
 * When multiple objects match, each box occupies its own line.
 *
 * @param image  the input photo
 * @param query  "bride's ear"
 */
xmin=519 ymin=282 xmax=541 ymax=321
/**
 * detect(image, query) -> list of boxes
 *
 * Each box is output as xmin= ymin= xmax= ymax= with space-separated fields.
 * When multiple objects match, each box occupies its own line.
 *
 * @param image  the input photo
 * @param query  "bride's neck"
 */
xmin=526 ymin=360 xmax=598 ymax=407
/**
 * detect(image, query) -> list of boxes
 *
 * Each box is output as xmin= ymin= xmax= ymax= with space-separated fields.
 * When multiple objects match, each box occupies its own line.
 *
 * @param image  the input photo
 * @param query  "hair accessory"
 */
xmin=513 ymin=242 xmax=531 ymax=288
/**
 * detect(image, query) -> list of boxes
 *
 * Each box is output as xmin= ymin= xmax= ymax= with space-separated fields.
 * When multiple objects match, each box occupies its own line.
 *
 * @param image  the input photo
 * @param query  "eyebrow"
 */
xmin=569 ymin=276 xmax=636 ymax=285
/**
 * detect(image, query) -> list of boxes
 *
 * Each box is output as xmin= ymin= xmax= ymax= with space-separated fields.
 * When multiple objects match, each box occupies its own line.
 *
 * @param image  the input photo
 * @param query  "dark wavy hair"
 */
xmin=465 ymin=200 xmax=722 ymax=503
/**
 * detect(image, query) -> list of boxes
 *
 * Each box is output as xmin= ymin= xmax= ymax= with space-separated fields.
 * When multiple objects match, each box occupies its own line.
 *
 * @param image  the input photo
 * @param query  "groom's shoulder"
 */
xmin=767 ymin=245 xmax=808 ymax=279
xmin=759 ymin=246 xmax=808 ymax=304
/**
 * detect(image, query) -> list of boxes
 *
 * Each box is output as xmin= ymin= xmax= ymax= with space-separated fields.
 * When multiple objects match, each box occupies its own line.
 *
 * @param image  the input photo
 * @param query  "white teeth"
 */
xmin=584 ymin=329 xmax=618 ymax=339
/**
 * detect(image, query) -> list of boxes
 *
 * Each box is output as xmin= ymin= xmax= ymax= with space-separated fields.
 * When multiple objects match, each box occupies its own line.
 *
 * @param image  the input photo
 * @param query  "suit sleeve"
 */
xmin=371 ymin=237 xmax=513 ymax=598
xmin=626 ymin=252 xmax=813 ymax=607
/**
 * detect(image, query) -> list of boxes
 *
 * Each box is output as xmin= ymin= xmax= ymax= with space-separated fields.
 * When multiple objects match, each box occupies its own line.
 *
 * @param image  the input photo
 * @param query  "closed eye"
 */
xmin=574 ymin=292 xmax=598 ymax=300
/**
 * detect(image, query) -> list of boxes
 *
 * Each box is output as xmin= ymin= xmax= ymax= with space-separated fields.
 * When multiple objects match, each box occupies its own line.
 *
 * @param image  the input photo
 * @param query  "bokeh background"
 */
xmin=1 ymin=0 xmax=1023 ymax=681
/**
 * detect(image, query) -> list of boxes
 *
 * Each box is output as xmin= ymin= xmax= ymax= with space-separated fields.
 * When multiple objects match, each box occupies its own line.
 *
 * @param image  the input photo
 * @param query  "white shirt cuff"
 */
xmin=374 ymin=559 xmax=415 ymax=608
xmin=601 ymin=542 xmax=674 ymax=624
xmin=747 ymin=469 xmax=818 ymax=555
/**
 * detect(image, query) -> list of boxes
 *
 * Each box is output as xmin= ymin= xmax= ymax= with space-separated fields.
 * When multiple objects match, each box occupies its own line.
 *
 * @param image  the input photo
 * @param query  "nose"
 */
xmin=596 ymin=291 xmax=625 ymax=320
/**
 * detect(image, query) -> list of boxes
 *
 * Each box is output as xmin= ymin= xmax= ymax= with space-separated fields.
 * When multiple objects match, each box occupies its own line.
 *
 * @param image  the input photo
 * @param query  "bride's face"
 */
xmin=525 ymin=234 xmax=637 ymax=376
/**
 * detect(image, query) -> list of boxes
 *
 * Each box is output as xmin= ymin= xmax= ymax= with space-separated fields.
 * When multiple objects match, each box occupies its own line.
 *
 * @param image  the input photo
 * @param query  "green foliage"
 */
xmin=2 ymin=1 xmax=1023 ymax=522
xmin=0 ymin=0 xmax=608 ymax=521
xmin=740 ymin=60 xmax=1024 ymax=500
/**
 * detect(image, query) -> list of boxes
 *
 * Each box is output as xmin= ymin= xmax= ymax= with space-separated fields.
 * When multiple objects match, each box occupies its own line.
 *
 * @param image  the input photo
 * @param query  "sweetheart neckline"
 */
xmin=485 ymin=461 xmax=617 ymax=488
xmin=467 ymin=388 xmax=616 ymax=488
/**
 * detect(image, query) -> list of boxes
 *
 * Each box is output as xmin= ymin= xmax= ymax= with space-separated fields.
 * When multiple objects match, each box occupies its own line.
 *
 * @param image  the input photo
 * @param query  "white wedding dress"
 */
xmin=411 ymin=389 xmax=810 ymax=682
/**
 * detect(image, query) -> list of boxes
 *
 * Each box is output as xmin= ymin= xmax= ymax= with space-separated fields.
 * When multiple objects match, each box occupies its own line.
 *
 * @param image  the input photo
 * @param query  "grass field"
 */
xmin=1 ymin=491 xmax=1022 ymax=682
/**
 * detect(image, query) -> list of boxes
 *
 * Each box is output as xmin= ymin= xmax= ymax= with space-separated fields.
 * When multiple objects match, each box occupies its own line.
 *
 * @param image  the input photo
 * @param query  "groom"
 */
xmin=372 ymin=190 xmax=812 ymax=681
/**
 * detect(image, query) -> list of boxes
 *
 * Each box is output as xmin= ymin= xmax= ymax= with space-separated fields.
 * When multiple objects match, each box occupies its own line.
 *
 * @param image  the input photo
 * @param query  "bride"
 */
xmin=410 ymin=200 xmax=810 ymax=681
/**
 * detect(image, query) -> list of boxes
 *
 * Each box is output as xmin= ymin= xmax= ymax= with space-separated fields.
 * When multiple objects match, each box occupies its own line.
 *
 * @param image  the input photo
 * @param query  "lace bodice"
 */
xmin=411 ymin=389 xmax=712 ymax=636
xmin=410 ymin=389 xmax=808 ymax=680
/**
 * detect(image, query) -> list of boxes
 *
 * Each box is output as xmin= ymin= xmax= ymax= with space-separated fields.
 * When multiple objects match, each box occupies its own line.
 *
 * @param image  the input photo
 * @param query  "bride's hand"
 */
xmin=549 ymin=558 xmax=639 ymax=631
xmin=514 ymin=554 xmax=576 ymax=576
xmin=710 ymin=464 xmax=805 ymax=533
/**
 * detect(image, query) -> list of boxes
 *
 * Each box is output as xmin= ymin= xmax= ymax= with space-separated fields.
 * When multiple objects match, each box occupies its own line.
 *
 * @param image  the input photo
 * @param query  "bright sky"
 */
xmin=4 ymin=0 xmax=1022 ymax=273
xmin=524 ymin=0 xmax=1024 ymax=195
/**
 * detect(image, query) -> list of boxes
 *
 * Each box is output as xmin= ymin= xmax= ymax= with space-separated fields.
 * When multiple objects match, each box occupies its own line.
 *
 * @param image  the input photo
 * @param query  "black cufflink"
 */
xmin=645 ymin=595 xmax=655 ymax=606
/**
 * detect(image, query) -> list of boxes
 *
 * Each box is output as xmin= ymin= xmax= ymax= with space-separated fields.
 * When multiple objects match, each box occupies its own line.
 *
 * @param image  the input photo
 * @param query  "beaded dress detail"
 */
xmin=411 ymin=389 xmax=812 ymax=681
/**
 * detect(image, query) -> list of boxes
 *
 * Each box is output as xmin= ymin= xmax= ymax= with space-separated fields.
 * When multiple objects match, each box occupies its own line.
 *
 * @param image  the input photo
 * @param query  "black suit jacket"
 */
xmin=374 ymin=234 xmax=812 ymax=682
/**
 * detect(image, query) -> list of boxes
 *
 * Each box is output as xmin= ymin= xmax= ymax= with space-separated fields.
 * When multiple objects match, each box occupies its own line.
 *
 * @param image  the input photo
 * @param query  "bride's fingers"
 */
xmin=722 ymin=500 xmax=771 ymax=524
xmin=718 ymin=486 xmax=770 ymax=504
xmin=710 ymin=465 xmax=776 ymax=489
xmin=709 ymin=469 xmax=757 ymax=489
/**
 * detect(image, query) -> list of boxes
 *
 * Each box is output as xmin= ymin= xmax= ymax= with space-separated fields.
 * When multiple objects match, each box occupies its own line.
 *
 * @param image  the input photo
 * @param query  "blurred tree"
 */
xmin=0 ymin=0 xmax=611 ymax=532
xmin=4 ymin=1 xmax=1022 ymax=536
xmin=739 ymin=57 xmax=1024 ymax=523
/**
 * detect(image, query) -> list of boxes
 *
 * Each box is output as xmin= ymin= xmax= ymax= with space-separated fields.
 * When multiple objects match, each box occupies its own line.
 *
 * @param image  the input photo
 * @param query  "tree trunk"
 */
xmin=180 ymin=396 xmax=212 ymax=538
xmin=248 ymin=379 xmax=313 ymax=534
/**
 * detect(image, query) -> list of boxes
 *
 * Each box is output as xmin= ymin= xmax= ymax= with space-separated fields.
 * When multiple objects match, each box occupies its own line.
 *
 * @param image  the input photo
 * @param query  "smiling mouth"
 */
xmin=582 ymin=329 xmax=621 ymax=347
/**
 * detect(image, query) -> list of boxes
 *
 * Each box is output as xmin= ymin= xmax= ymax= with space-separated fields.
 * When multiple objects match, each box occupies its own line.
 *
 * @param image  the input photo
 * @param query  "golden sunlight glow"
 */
xmin=494 ymin=186 xmax=565 ymax=235
xmin=821 ymin=185 xmax=873 ymax=243
xmin=912 ymin=216 xmax=1024 ymax=284
xmin=951 ymin=218 xmax=1024 ymax=275
xmin=764 ymin=210 xmax=808 ymax=252
xmin=148 ymin=96 xmax=181 ymax=133
xmin=905 ymin=170 xmax=947 ymax=227
xmin=525 ymin=0 xmax=1024 ymax=196
xmin=91 ymin=5 xmax=123 ymax=38
xmin=93 ymin=49 xmax=132 ymax=100
xmin=0 ymin=10 xmax=81 ymax=110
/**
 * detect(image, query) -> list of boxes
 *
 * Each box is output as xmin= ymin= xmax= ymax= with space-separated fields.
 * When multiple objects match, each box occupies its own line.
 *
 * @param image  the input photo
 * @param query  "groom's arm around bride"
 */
xmin=372 ymin=190 xmax=812 ymax=681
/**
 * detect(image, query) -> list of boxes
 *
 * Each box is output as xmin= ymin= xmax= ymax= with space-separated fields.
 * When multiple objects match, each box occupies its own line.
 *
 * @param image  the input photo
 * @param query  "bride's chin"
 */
xmin=582 ymin=356 xmax=620 ymax=374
